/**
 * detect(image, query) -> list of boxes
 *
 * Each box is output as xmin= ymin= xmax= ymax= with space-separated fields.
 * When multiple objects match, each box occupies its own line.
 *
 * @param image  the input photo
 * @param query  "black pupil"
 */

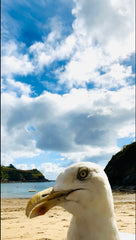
xmin=81 ymin=171 xmax=86 ymax=177
xmin=80 ymin=170 xmax=88 ymax=179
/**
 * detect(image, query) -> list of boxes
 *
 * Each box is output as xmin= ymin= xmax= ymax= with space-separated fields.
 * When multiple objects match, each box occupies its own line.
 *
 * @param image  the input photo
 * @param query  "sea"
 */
xmin=1 ymin=182 xmax=55 ymax=198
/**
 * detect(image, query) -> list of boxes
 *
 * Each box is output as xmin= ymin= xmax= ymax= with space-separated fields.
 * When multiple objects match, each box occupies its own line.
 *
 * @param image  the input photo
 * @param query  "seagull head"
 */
xmin=26 ymin=162 xmax=114 ymax=219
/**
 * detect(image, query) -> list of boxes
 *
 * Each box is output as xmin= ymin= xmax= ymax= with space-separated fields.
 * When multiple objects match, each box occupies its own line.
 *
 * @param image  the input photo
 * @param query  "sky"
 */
xmin=1 ymin=0 xmax=135 ymax=180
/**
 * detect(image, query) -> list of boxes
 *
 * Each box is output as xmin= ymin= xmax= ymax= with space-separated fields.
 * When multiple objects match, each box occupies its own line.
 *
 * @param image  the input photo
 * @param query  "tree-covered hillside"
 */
xmin=104 ymin=142 xmax=136 ymax=190
xmin=1 ymin=164 xmax=49 ymax=182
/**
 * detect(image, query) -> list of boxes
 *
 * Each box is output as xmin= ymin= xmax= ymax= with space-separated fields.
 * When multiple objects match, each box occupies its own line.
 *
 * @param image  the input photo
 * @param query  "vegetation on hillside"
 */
xmin=0 ymin=165 xmax=49 ymax=182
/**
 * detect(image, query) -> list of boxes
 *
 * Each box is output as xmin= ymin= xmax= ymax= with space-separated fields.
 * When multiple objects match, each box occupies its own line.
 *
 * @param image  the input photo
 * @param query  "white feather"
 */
xmin=120 ymin=232 xmax=135 ymax=240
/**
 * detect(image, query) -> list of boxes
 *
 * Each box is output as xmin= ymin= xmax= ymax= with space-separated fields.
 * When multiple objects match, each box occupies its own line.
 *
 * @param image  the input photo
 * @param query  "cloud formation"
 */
xmin=57 ymin=0 xmax=134 ymax=88
xmin=2 ymin=0 xmax=134 ymax=90
xmin=1 ymin=0 xmax=135 ymax=178
xmin=2 ymin=41 xmax=34 ymax=78
xmin=2 ymin=86 xmax=134 ymax=165
xmin=73 ymin=0 xmax=134 ymax=42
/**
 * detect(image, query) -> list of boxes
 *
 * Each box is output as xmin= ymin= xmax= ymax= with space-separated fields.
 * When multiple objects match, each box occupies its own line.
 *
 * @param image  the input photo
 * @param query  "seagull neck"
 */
xmin=68 ymin=198 xmax=120 ymax=240
xmin=69 ymin=213 xmax=120 ymax=240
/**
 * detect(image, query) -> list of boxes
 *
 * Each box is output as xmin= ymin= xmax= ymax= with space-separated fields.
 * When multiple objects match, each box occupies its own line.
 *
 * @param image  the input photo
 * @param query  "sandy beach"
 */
xmin=1 ymin=193 xmax=135 ymax=240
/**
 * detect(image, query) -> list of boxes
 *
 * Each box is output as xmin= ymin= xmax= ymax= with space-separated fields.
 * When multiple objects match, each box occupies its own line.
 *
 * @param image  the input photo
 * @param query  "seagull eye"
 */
xmin=77 ymin=168 xmax=89 ymax=181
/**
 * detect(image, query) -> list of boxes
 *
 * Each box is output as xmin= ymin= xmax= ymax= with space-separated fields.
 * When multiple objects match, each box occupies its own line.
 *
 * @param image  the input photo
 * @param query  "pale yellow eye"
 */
xmin=77 ymin=168 xmax=89 ymax=180
xmin=80 ymin=170 xmax=87 ymax=178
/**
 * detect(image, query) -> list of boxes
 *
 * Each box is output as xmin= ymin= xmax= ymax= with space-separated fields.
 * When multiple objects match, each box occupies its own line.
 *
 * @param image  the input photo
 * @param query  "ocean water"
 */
xmin=1 ymin=182 xmax=55 ymax=198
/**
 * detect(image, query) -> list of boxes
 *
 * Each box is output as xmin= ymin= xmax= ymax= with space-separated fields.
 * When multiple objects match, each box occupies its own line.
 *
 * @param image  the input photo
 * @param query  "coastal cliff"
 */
xmin=105 ymin=142 xmax=136 ymax=190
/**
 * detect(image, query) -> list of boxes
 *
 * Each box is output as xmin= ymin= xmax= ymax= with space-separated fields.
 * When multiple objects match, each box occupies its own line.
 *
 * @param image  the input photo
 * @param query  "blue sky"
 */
xmin=1 ymin=0 xmax=135 ymax=179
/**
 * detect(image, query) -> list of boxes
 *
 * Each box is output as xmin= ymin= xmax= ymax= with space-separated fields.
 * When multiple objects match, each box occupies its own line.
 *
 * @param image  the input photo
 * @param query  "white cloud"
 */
xmin=72 ymin=0 xmax=134 ymax=45
xmin=118 ymin=123 xmax=135 ymax=139
xmin=39 ymin=162 xmax=64 ymax=179
xmin=94 ymin=64 xmax=134 ymax=89
xmin=1 ymin=153 xmax=14 ymax=166
xmin=2 ymin=78 xmax=32 ymax=96
xmin=55 ymin=33 xmax=134 ymax=88
xmin=1 ymin=86 xmax=135 ymax=166
xmin=1 ymin=91 xmax=42 ymax=161
xmin=57 ymin=45 xmax=101 ymax=87
xmin=30 ymin=164 xmax=36 ymax=169
xmin=61 ymin=144 xmax=120 ymax=163
xmin=29 ymin=33 xmax=76 ymax=71
xmin=56 ymin=43 xmax=134 ymax=89
xmin=55 ymin=0 xmax=134 ymax=88
xmin=2 ymin=55 xmax=33 ymax=77
xmin=15 ymin=164 xmax=28 ymax=170
xmin=2 ymin=41 xmax=34 ymax=78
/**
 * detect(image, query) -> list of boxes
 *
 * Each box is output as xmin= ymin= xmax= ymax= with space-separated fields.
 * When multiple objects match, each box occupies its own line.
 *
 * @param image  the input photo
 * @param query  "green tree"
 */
xmin=8 ymin=164 xmax=16 ymax=169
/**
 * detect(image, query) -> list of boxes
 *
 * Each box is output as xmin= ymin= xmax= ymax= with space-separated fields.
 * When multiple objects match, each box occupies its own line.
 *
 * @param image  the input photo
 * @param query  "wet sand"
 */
xmin=1 ymin=193 xmax=135 ymax=240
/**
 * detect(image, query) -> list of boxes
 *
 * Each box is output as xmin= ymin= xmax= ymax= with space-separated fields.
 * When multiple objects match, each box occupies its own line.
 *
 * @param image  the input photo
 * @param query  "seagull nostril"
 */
xmin=42 ymin=188 xmax=54 ymax=197
xmin=42 ymin=194 xmax=47 ymax=197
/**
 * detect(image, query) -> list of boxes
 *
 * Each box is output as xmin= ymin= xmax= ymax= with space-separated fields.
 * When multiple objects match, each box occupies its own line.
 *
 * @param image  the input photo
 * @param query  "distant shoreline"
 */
xmin=112 ymin=187 xmax=136 ymax=193
xmin=1 ymin=180 xmax=55 ymax=183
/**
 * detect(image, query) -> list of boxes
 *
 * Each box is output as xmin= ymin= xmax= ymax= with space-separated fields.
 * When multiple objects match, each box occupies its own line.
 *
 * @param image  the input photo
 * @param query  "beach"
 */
xmin=1 ymin=193 xmax=135 ymax=240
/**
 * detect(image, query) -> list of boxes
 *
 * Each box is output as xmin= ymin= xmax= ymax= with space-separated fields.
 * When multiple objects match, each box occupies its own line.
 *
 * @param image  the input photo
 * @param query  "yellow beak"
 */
xmin=26 ymin=187 xmax=77 ymax=219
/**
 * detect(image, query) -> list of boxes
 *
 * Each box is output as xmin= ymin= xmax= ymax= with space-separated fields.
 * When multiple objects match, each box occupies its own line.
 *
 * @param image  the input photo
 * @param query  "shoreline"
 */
xmin=1 ymin=189 xmax=135 ymax=200
xmin=1 ymin=190 xmax=135 ymax=200
xmin=1 ymin=193 xmax=135 ymax=240
xmin=1 ymin=180 xmax=55 ymax=183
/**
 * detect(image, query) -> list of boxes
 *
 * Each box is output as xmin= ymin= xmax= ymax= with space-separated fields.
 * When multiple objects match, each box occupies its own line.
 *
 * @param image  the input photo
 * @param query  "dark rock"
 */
xmin=104 ymin=142 xmax=136 ymax=190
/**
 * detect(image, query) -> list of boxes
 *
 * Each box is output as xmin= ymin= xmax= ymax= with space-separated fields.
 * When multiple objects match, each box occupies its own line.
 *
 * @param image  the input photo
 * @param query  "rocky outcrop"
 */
xmin=104 ymin=142 xmax=136 ymax=191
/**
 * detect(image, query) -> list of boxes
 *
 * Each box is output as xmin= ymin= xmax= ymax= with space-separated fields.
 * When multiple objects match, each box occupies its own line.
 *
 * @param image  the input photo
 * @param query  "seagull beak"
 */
xmin=26 ymin=187 xmax=70 ymax=219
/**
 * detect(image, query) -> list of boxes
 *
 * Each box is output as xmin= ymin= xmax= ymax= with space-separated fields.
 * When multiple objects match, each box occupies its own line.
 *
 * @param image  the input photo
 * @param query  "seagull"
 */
xmin=26 ymin=162 xmax=135 ymax=240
